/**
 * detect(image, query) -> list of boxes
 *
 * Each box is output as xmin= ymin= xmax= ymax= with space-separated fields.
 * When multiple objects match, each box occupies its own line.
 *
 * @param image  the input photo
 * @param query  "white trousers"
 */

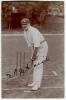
xmin=32 ymin=41 xmax=48 ymax=88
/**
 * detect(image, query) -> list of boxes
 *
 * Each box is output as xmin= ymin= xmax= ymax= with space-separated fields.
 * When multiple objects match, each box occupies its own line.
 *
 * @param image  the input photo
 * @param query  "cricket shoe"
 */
xmin=28 ymin=83 xmax=34 ymax=87
xmin=31 ymin=86 xmax=40 ymax=91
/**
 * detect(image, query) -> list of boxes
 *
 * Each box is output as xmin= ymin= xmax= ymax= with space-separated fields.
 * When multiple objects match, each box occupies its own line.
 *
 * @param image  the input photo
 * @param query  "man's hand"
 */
xmin=31 ymin=47 xmax=39 ymax=64
xmin=30 ymin=56 xmax=35 ymax=65
xmin=31 ymin=54 xmax=36 ymax=61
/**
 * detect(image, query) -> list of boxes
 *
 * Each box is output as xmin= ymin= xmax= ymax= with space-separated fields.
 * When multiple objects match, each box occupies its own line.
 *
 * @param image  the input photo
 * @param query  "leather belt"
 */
xmin=40 ymin=40 xmax=46 ymax=44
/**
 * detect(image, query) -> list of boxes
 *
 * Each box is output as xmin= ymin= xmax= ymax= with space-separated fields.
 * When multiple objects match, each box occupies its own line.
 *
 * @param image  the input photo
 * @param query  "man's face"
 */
xmin=21 ymin=23 xmax=28 ymax=31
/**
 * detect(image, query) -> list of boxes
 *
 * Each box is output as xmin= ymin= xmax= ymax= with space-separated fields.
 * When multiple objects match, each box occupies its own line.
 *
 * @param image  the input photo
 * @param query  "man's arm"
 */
xmin=31 ymin=47 xmax=39 ymax=62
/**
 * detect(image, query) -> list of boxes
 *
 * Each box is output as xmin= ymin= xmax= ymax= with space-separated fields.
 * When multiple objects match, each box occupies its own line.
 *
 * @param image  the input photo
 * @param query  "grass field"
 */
xmin=1 ymin=32 xmax=64 ymax=98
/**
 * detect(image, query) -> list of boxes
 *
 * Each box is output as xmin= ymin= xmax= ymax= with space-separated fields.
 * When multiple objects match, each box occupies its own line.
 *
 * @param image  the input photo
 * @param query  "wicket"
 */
xmin=14 ymin=51 xmax=29 ymax=77
xmin=14 ymin=51 xmax=18 ymax=76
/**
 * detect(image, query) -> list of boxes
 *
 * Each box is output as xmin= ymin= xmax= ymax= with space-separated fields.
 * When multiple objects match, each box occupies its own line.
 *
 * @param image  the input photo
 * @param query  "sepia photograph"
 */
xmin=1 ymin=1 xmax=64 ymax=98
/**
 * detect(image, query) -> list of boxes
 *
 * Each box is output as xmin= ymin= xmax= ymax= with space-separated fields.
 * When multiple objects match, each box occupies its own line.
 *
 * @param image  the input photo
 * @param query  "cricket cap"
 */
xmin=21 ymin=18 xmax=30 ymax=25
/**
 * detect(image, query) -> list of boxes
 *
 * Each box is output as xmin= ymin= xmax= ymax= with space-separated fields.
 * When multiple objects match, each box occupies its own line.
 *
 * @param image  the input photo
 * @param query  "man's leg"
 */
xmin=32 ymin=62 xmax=43 ymax=90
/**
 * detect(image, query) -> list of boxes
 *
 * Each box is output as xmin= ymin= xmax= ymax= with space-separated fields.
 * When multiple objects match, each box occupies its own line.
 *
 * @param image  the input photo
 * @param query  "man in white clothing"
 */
xmin=21 ymin=18 xmax=48 ymax=90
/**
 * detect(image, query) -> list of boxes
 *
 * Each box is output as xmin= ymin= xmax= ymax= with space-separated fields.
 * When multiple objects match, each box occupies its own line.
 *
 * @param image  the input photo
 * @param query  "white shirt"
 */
xmin=24 ymin=25 xmax=45 ymax=48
